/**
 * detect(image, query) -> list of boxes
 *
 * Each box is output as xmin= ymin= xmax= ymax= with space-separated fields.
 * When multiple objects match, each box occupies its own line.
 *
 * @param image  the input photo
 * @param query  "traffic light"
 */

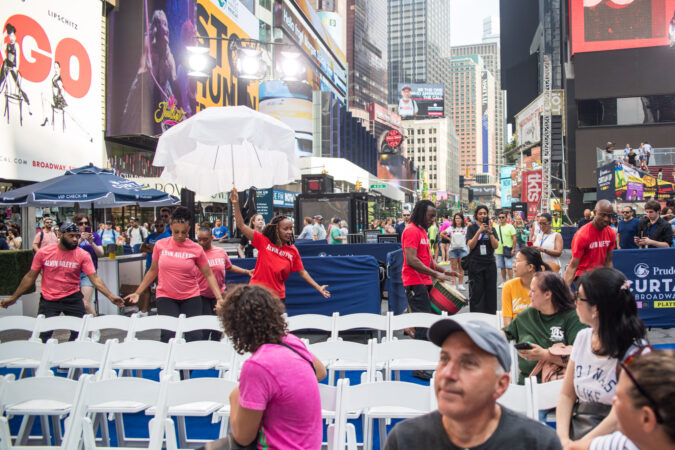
xmin=459 ymin=175 xmax=465 ymax=188
xmin=355 ymin=181 xmax=362 ymax=191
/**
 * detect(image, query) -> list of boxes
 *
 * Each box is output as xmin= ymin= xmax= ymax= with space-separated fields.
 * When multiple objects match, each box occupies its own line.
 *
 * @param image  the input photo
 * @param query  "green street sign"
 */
xmin=370 ymin=184 xmax=386 ymax=189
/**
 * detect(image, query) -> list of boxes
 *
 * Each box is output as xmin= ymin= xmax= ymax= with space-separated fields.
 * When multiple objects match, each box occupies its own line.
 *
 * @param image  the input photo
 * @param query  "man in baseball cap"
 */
xmin=384 ymin=318 xmax=561 ymax=449
xmin=312 ymin=215 xmax=326 ymax=241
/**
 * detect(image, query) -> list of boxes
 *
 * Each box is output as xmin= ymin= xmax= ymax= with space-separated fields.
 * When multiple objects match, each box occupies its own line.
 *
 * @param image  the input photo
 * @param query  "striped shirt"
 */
xmin=590 ymin=432 xmax=639 ymax=450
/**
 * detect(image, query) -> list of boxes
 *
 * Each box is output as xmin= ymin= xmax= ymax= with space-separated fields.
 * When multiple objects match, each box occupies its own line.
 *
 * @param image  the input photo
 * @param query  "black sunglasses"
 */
xmin=79 ymin=221 xmax=89 ymax=225
xmin=618 ymin=349 xmax=663 ymax=423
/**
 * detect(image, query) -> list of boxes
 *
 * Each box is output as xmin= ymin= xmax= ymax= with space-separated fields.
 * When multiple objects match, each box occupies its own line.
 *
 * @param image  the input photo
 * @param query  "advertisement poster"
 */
xmin=259 ymin=80 xmax=313 ymax=157
xmin=597 ymin=160 xmax=674 ymax=201
xmin=500 ymin=165 xmax=516 ymax=208
xmin=522 ymin=170 xmax=543 ymax=219
xmin=480 ymin=71 xmax=489 ymax=173
xmin=255 ymin=188 xmax=274 ymax=224
xmin=397 ymin=83 xmax=444 ymax=118
xmin=0 ymin=0 xmax=103 ymax=182
xmin=107 ymin=0 xmax=259 ymax=137
xmin=570 ymin=0 xmax=675 ymax=54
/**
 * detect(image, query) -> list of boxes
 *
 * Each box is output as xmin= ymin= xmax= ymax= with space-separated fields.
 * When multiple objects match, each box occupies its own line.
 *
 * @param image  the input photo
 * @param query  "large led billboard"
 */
xmin=397 ymin=83 xmax=444 ymax=119
xmin=570 ymin=0 xmax=675 ymax=54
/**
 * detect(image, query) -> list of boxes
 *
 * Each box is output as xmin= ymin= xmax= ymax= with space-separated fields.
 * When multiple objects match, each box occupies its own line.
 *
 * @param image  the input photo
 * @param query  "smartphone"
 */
xmin=481 ymin=217 xmax=489 ymax=224
xmin=514 ymin=342 xmax=533 ymax=350
xmin=85 ymin=226 xmax=91 ymax=233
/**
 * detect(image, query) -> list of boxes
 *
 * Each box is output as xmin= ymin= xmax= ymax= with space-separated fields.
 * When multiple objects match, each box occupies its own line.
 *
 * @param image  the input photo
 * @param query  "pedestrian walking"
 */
xmin=495 ymin=212 xmax=517 ymax=287
xmin=465 ymin=205 xmax=499 ymax=314
xmin=32 ymin=216 xmax=58 ymax=252
xmin=73 ymin=214 xmax=103 ymax=316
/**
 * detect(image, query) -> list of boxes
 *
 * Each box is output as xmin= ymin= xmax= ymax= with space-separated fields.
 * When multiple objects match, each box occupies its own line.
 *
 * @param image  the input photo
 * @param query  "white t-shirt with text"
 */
xmin=570 ymin=328 xmax=618 ymax=405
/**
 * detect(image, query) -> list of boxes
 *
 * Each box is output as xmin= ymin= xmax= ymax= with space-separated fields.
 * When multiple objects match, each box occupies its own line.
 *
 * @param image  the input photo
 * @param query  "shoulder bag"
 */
xmin=497 ymin=226 xmax=513 ymax=258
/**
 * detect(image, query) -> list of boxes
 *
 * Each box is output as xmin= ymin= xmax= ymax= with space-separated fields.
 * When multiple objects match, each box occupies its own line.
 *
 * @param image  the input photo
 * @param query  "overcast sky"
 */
xmin=450 ymin=0 xmax=500 ymax=46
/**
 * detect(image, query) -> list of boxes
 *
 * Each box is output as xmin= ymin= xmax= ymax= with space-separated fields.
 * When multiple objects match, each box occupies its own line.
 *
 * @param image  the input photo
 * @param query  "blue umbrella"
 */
xmin=0 ymin=164 xmax=179 ymax=207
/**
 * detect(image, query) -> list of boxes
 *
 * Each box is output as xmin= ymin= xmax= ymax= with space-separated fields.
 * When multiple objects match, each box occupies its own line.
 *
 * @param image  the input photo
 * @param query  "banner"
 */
xmin=107 ymin=0 xmax=259 ymax=137
xmin=597 ymin=160 xmax=675 ymax=201
xmin=522 ymin=170 xmax=543 ymax=219
xmin=0 ymin=0 xmax=103 ymax=182
xmin=500 ymin=165 xmax=517 ymax=208
xmin=397 ymin=83 xmax=444 ymax=118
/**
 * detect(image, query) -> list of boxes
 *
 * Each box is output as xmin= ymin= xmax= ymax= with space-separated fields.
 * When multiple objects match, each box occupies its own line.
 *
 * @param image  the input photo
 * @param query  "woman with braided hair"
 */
xmin=230 ymin=189 xmax=330 ymax=303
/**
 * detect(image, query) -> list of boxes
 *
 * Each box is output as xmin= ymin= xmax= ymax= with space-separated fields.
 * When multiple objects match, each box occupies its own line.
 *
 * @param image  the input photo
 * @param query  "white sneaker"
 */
xmin=457 ymin=285 xmax=466 ymax=291
xmin=498 ymin=283 xmax=504 ymax=288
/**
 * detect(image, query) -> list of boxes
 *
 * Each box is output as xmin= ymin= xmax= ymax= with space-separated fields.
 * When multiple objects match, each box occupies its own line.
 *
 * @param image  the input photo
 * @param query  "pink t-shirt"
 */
xmin=197 ymin=246 xmax=231 ymax=298
xmin=238 ymin=333 xmax=321 ymax=450
xmin=152 ymin=237 xmax=208 ymax=300
xmin=31 ymin=246 xmax=95 ymax=300
xmin=439 ymin=219 xmax=451 ymax=234
xmin=32 ymin=229 xmax=59 ymax=249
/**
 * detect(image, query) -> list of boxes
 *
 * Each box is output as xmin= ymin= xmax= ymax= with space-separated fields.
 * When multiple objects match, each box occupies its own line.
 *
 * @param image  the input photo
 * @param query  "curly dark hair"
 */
xmin=410 ymin=200 xmax=435 ymax=228
xmin=262 ymin=215 xmax=292 ymax=246
xmin=171 ymin=206 xmax=192 ymax=224
xmin=218 ymin=284 xmax=288 ymax=354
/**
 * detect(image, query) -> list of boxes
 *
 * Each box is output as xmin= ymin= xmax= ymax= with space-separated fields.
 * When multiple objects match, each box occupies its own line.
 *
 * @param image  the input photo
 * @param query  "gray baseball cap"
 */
xmin=429 ymin=319 xmax=511 ymax=372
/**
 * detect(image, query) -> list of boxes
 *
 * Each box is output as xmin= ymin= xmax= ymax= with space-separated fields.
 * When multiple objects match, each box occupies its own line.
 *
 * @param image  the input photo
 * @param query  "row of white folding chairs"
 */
xmin=288 ymin=311 xmax=501 ymax=343
xmin=0 ymin=313 xmax=224 ymax=344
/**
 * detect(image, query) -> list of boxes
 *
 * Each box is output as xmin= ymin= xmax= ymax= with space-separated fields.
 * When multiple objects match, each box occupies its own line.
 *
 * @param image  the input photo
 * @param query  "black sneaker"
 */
xmin=412 ymin=370 xmax=433 ymax=380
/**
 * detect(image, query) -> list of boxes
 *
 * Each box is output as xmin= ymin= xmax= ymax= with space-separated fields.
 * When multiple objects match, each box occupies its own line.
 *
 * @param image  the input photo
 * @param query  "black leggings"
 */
xmin=200 ymin=296 xmax=222 ymax=341
xmin=468 ymin=262 xmax=498 ymax=314
xmin=157 ymin=296 xmax=202 ymax=342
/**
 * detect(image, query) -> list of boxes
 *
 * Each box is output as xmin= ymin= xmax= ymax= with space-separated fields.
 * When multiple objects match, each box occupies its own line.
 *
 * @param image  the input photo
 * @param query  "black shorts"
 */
xmin=37 ymin=291 xmax=86 ymax=342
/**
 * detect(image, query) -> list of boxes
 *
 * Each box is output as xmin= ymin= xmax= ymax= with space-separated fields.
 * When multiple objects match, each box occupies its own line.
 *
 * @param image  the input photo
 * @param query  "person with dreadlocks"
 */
xmin=230 ymin=189 xmax=330 ymax=303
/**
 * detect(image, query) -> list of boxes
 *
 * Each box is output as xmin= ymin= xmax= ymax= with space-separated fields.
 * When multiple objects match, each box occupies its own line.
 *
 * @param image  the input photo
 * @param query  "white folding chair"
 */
xmin=369 ymin=339 xmax=439 ymax=381
xmin=0 ymin=315 xmax=44 ymax=340
xmin=76 ymin=375 xmax=170 ymax=450
xmin=0 ymin=375 xmax=84 ymax=449
xmin=176 ymin=315 xmax=223 ymax=341
xmin=333 ymin=313 xmax=389 ymax=342
xmin=287 ymin=313 xmax=337 ymax=340
xmin=127 ymin=314 xmax=184 ymax=341
xmin=39 ymin=339 xmax=110 ymax=380
xmin=29 ymin=315 xmax=89 ymax=342
xmin=0 ymin=341 xmax=49 ymax=378
xmin=497 ymin=377 xmax=534 ymax=418
xmin=332 ymin=379 xmax=434 ymax=450
xmin=451 ymin=312 xmax=500 ymax=329
xmin=166 ymin=340 xmax=235 ymax=380
xmin=530 ymin=377 xmax=564 ymax=423
xmin=509 ymin=342 xmax=519 ymax=383
xmin=151 ymin=377 xmax=238 ymax=448
xmin=102 ymin=339 xmax=171 ymax=378
xmin=309 ymin=340 xmax=370 ymax=386
xmin=81 ymin=313 xmax=136 ymax=342
xmin=387 ymin=312 xmax=446 ymax=340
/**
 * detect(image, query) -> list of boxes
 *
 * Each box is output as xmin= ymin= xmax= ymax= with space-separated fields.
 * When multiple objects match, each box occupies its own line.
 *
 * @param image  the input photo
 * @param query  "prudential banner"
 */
xmin=0 ymin=0 xmax=103 ymax=182
xmin=613 ymin=248 xmax=675 ymax=328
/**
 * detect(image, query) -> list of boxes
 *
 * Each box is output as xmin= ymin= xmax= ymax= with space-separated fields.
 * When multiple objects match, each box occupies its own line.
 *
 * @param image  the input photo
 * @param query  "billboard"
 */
xmin=107 ymin=0 xmax=259 ymax=137
xmin=515 ymin=90 xmax=565 ymax=145
xmin=597 ymin=160 xmax=675 ymax=201
xmin=397 ymin=83 xmax=444 ymax=119
xmin=0 ymin=0 xmax=103 ymax=182
xmin=259 ymin=80 xmax=313 ymax=157
xmin=522 ymin=169 xmax=543 ymax=219
xmin=570 ymin=0 xmax=675 ymax=54
xmin=500 ymin=165 xmax=517 ymax=207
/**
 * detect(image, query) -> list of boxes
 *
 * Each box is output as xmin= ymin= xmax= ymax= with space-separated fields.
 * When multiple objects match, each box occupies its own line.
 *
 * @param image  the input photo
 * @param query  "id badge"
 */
xmin=479 ymin=244 xmax=487 ymax=255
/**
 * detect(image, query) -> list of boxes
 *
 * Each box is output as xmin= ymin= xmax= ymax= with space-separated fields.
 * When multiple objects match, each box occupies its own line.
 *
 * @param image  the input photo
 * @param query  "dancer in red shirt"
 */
xmin=230 ymin=189 xmax=330 ymax=302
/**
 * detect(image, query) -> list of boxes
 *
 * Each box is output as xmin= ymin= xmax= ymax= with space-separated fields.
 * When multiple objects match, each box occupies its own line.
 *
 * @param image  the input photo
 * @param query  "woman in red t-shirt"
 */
xmin=230 ymin=189 xmax=330 ymax=303
xmin=125 ymin=207 xmax=223 ymax=342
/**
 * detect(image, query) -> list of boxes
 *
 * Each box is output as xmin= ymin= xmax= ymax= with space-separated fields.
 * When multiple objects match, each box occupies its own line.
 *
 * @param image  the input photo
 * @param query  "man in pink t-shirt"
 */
xmin=2 ymin=222 xmax=125 ymax=341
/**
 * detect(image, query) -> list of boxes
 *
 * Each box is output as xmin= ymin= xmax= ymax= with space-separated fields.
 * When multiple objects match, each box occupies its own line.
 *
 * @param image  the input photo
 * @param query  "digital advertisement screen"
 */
xmin=570 ymin=0 xmax=675 ymax=54
xmin=397 ymin=83 xmax=444 ymax=119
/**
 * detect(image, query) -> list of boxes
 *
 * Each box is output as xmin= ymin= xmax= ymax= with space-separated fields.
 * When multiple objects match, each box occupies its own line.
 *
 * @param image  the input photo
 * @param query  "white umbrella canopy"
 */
xmin=153 ymin=106 xmax=299 ymax=196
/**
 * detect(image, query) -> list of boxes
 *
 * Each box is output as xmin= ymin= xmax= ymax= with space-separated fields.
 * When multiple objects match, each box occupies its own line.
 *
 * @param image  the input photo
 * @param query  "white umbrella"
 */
xmin=153 ymin=106 xmax=299 ymax=196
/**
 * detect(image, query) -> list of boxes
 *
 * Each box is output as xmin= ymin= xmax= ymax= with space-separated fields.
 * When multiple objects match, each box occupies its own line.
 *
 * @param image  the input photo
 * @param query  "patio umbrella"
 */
xmin=0 ymin=164 xmax=179 ymax=207
xmin=153 ymin=106 xmax=299 ymax=196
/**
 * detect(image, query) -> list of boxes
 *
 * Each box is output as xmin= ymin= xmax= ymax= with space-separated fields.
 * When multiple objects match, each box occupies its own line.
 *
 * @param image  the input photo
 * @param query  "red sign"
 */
xmin=522 ymin=170 xmax=543 ymax=219
xmin=385 ymin=130 xmax=403 ymax=149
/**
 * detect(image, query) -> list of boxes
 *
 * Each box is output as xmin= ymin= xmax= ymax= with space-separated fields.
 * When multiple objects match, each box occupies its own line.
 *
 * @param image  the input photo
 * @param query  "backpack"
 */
xmin=38 ymin=229 xmax=57 ymax=248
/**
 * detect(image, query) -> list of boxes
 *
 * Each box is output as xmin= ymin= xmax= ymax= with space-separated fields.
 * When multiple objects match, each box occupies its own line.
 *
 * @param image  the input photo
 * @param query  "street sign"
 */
xmin=370 ymin=184 xmax=386 ymax=189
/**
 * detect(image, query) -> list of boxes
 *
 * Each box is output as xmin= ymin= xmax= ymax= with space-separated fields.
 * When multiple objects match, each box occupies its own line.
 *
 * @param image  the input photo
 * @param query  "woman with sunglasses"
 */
xmin=531 ymin=212 xmax=563 ymax=273
xmin=556 ymin=267 xmax=647 ymax=448
xmin=73 ymin=214 xmax=103 ymax=315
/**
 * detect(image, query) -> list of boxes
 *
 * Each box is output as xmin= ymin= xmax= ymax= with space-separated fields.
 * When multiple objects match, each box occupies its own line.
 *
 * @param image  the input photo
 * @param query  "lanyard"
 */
xmin=648 ymin=223 xmax=658 ymax=237
xmin=539 ymin=233 xmax=551 ymax=247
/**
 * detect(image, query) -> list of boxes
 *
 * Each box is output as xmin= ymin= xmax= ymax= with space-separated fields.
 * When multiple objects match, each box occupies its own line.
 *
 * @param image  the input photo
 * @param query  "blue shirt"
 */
xmin=100 ymin=228 xmax=118 ymax=246
xmin=144 ymin=230 xmax=170 ymax=269
xmin=212 ymin=225 xmax=229 ymax=239
xmin=617 ymin=217 xmax=639 ymax=249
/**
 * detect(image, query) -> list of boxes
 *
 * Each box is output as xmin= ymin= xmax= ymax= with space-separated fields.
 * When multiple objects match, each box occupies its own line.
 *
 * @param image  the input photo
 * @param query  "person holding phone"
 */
xmin=503 ymin=271 xmax=585 ymax=384
xmin=73 ymin=214 xmax=103 ymax=315
xmin=465 ymin=205 xmax=499 ymax=314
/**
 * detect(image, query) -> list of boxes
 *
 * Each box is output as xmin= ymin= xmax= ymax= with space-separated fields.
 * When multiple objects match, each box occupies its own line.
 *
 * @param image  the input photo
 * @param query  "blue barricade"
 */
xmin=561 ymin=226 xmax=577 ymax=249
xmin=294 ymin=242 xmax=401 ymax=264
xmin=385 ymin=249 xmax=408 ymax=315
xmin=226 ymin=255 xmax=381 ymax=316
xmin=613 ymin=248 xmax=675 ymax=328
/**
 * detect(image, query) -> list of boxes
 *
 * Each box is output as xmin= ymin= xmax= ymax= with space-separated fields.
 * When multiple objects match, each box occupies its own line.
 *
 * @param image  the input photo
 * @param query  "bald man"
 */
xmin=564 ymin=200 xmax=616 ymax=286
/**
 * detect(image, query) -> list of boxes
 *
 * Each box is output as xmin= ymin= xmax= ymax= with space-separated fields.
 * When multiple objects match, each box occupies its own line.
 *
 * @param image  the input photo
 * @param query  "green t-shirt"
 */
xmin=329 ymin=226 xmax=343 ymax=244
xmin=495 ymin=223 xmax=517 ymax=255
xmin=503 ymin=307 xmax=587 ymax=384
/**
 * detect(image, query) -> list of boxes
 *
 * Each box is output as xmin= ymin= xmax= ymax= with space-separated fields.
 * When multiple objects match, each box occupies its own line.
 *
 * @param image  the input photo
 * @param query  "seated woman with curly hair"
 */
xmin=217 ymin=284 xmax=327 ymax=449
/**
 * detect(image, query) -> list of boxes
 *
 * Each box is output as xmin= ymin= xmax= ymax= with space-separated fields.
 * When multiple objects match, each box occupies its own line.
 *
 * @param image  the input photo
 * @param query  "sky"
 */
xmin=450 ymin=0 xmax=500 ymax=46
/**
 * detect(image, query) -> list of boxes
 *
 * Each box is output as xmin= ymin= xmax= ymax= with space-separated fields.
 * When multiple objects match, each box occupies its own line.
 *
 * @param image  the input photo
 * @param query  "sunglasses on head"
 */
xmin=616 ymin=345 xmax=663 ymax=423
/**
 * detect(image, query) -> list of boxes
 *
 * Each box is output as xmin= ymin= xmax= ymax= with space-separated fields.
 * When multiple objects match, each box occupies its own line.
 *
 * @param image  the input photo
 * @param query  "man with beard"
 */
xmin=1 ymin=222 xmax=127 ymax=341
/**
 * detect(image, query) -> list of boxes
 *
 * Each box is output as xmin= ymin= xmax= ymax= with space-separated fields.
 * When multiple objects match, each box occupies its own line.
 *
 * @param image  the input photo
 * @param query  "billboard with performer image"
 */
xmin=0 ymin=0 xmax=103 ymax=182
xmin=397 ymin=83 xmax=444 ymax=119
xmin=570 ymin=0 xmax=675 ymax=54
xmin=597 ymin=160 xmax=675 ymax=201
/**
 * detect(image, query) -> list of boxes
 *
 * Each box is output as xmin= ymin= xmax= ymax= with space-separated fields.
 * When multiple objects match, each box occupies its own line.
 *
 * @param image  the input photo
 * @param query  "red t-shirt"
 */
xmin=197 ymin=247 xmax=232 ymax=298
xmin=572 ymin=222 xmax=616 ymax=278
xmin=250 ymin=231 xmax=303 ymax=299
xmin=31 ymin=246 xmax=95 ymax=300
xmin=152 ymin=237 xmax=209 ymax=300
xmin=401 ymin=223 xmax=433 ymax=286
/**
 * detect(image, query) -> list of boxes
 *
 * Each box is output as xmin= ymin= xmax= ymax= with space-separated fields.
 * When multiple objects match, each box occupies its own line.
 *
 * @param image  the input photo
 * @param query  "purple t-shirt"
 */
xmin=238 ymin=333 xmax=321 ymax=449
xmin=78 ymin=232 xmax=102 ymax=269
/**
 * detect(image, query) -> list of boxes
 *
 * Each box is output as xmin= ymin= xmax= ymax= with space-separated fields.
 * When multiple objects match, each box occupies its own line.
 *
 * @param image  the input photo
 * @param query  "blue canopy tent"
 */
xmin=0 ymin=164 xmax=179 ymax=207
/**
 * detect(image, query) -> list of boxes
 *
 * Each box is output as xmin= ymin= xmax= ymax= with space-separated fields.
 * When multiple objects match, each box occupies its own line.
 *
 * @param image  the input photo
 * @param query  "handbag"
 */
xmin=450 ymin=230 xmax=465 ymax=250
xmin=528 ymin=343 xmax=572 ymax=382
xmin=569 ymin=402 xmax=612 ymax=441
xmin=497 ymin=226 xmax=513 ymax=258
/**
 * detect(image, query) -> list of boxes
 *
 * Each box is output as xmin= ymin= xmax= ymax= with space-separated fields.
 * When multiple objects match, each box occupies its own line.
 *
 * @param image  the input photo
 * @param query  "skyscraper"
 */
xmin=387 ymin=0 xmax=451 ymax=105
